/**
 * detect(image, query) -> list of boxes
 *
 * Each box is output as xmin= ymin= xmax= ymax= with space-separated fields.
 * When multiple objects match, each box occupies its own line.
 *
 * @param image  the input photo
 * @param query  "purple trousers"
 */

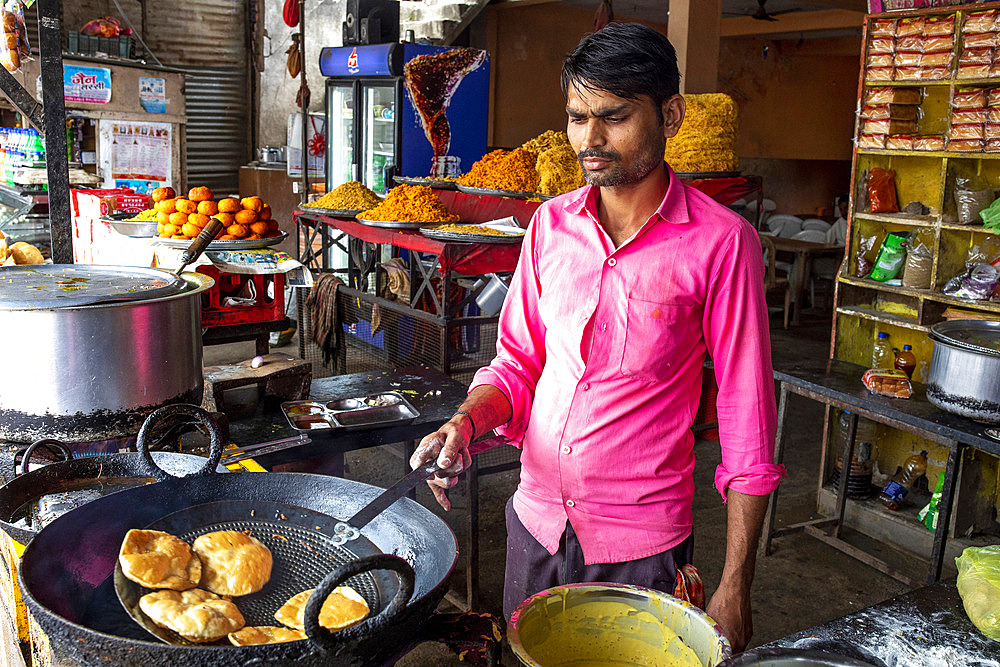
xmin=503 ymin=497 xmax=694 ymax=620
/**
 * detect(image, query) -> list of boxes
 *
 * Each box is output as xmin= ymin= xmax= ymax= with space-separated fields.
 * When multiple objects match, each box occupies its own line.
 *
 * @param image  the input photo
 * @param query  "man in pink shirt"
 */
xmin=411 ymin=22 xmax=782 ymax=651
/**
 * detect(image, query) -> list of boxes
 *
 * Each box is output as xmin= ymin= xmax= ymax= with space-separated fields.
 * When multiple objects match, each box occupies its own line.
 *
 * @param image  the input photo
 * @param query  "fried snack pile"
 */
xmin=664 ymin=93 xmax=739 ymax=173
xmin=0 ymin=231 xmax=43 ymax=266
xmin=521 ymin=129 xmax=567 ymax=156
xmin=428 ymin=223 xmax=518 ymax=236
xmin=359 ymin=184 xmax=459 ymax=223
xmin=458 ymin=148 xmax=540 ymax=193
xmin=311 ymin=181 xmax=383 ymax=211
xmin=126 ymin=209 xmax=159 ymax=222
xmin=154 ymin=186 xmax=281 ymax=241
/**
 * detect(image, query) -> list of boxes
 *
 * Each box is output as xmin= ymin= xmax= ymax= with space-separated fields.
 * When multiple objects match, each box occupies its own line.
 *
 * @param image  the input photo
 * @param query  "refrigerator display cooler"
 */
xmin=319 ymin=42 xmax=489 ymax=193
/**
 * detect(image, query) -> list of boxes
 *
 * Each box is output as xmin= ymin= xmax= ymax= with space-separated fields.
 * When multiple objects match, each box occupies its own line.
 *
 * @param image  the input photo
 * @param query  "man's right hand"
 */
xmin=409 ymin=414 xmax=474 ymax=511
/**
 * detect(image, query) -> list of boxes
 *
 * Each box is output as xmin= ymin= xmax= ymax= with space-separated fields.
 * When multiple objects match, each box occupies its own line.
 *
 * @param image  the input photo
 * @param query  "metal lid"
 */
xmin=929 ymin=320 xmax=1000 ymax=358
xmin=0 ymin=265 xmax=187 ymax=309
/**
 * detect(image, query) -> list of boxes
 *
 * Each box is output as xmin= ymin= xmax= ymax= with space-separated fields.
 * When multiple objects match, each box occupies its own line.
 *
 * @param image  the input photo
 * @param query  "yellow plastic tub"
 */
xmin=509 ymin=582 xmax=732 ymax=667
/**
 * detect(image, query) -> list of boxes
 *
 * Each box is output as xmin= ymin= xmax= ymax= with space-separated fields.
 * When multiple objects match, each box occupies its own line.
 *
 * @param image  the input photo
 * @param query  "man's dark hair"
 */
xmin=561 ymin=22 xmax=680 ymax=113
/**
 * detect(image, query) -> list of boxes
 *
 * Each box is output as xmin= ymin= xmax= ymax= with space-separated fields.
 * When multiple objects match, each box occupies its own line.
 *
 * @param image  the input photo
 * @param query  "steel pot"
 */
xmin=0 ymin=265 xmax=214 ymax=442
xmin=719 ymin=648 xmax=877 ymax=666
xmin=927 ymin=320 xmax=1000 ymax=424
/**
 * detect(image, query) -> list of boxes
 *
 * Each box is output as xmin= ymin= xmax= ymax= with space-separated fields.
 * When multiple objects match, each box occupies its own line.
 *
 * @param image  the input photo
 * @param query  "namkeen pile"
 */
xmin=359 ymin=184 xmax=459 ymax=223
xmin=458 ymin=148 xmax=540 ymax=193
xmin=126 ymin=208 xmax=159 ymax=222
xmin=153 ymin=186 xmax=281 ymax=241
xmin=521 ymin=131 xmax=586 ymax=196
xmin=310 ymin=181 xmax=382 ymax=211
xmin=0 ymin=231 xmax=43 ymax=266
xmin=428 ymin=223 xmax=520 ymax=236
xmin=664 ymin=93 xmax=739 ymax=173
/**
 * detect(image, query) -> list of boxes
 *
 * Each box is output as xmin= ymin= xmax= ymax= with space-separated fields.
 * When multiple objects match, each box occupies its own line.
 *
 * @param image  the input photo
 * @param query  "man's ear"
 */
xmin=662 ymin=94 xmax=686 ymax=140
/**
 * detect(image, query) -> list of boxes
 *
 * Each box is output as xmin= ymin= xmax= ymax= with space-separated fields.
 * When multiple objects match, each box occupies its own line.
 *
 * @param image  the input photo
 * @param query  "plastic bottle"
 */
xmin=894 ymin=344 xmax=917 ymax=379
xmin=878 ymin=450 xmax=927 ymax=510
xmin=872 ymin=332 xmax=893 ymax=369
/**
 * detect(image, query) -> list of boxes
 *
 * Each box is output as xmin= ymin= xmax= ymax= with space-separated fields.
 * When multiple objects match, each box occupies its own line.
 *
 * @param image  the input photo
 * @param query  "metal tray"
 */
xmin=456 ymin=184 xmax=537 ymax=200
xmin=105 ymin=218 xmax=158 ymax=238
xmin=282 ymin=391 xmax=420 ymax=432
xmin=298 ymin=205 xmax=363 ymax=218
xmin=393 ymin=176 xmax=459 ymax=190
xmin=420 ymin=227 xmax=524 ymax=244
xmin=153 ymin=231 xmax=288 ymax=250
xmin=354 ymin=217 xmax=428 ymax=230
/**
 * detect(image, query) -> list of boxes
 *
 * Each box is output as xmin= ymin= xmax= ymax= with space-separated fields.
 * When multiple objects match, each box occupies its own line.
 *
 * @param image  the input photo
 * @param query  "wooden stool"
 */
xmin=202 ymin=354 xmax=312 ymax=415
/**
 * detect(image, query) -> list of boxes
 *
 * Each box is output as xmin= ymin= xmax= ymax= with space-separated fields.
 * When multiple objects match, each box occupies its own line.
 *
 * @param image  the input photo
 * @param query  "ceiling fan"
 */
xmin=722 ymin=0 xmax=802 ymax=22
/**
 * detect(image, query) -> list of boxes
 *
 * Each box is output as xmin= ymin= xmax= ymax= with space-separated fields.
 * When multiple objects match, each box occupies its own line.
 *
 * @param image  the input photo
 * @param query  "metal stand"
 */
xmin=0 ymin=0 xmax=72 ymax=263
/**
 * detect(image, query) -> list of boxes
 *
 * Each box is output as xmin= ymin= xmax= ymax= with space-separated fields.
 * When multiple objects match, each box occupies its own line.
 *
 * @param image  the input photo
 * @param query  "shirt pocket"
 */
xmin=620 ymin=299 xmax=698 ymax=383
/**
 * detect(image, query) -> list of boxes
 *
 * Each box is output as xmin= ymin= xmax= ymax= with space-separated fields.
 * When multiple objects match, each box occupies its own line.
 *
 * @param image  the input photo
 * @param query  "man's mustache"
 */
xmin=577 ymin=148 xmax=621 ymax=162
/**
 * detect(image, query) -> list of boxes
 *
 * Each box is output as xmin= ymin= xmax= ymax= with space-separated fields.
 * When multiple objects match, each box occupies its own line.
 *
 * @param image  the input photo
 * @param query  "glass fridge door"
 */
xmin=326 ymin=83 xmax=356 ymax=190
xmin=362 ymin=83 xmax=396 ymax=193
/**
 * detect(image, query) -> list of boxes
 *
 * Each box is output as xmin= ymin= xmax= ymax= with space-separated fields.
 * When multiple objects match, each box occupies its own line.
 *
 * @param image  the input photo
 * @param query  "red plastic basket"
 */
xmin=197 ymin=265 xmax=285 ymax=328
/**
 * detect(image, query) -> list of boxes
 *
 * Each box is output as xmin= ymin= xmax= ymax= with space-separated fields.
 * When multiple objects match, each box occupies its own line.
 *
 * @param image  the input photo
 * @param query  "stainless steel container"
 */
xmin=927 ymin=320 xmax=1000 ymax=424
xmin=0 ymin=265 xmax=214 ymax=442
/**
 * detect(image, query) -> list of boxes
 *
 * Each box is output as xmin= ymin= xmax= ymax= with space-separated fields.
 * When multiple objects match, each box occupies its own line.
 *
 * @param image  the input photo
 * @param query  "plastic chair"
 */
xmin=759 ymin=235 xmax=791 ymax=329
xmin=768 ymin=214 xmax=803 ymax=238
xmin=791 ymin=229 xmax=827 ymax=243
xmin=744 ymin=198 xmax=777 ymax=228
xmin=802 ymin=218 xmax=832 ymax=232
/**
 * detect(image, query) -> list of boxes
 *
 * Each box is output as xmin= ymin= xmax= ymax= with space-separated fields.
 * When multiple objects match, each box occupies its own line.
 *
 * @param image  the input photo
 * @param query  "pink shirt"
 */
xmin=471 ymin=165 xmax=784 ymax=564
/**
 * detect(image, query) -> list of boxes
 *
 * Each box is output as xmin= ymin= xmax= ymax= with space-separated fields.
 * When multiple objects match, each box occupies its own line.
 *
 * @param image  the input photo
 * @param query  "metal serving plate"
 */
xmin=298 ymin=205 xmax=362 ymax=218
xmin=393 ymin=176 xmax=459 ymax=190
xmin=456 ymin=184 xmax=536 ymax=200
xmin=102 ymin=212 xmax=158 ymax=238
xmin=282 ymin=392 xmax=420 ymax=432
xmin=420 ymin=226 xmax=524 ymax=244
xmin=154 ymin=231 xmax=288 ymax=250
xmin=675 ymin=170 xmax=741 ymax=180
xmin=354 ymin=217 xmax=428 ymax=230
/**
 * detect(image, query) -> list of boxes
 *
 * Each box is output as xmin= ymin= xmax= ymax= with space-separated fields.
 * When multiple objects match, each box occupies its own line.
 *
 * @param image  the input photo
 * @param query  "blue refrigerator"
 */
xmin=319 ymin=43 xmax=490 ymax=193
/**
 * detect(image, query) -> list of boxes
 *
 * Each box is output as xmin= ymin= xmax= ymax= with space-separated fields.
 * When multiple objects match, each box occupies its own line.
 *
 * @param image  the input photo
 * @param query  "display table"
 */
xmin=765 ymin=236 xmax=844 ymax=325
xmin=762 ymin=582 xmax=999 ymax=666
xmin=764 ymin=358 xmax=1000 ymax=588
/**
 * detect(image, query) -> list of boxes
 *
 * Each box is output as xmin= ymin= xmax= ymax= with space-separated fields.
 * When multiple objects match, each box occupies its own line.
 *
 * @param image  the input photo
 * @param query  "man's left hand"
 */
xmin=705 ymin=581 xmax=753 ymax=653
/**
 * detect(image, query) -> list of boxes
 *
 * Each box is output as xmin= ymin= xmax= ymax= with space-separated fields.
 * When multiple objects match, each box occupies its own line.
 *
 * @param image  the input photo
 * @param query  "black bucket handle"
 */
xmin=15 ymin=439 xmax=73 ymax=477
xmin=136 ymin=404 xmax=224 ymax=480
xmin=303 ymin=553 xmax=416 ymax=653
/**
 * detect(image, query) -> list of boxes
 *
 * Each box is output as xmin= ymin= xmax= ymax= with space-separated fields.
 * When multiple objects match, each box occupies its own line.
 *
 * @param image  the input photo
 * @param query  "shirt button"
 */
xmin=607 ymin=258 xmax=617 ymax=267
xmin=566 ymin=499 xmax=576 ymax=507
xmin=561 ymin=445 xmax=571 ymax=454
xmin=601 ymin=323 xmax=608 ymax=331
xmin=581 ymin=382 xmax=590 ymax=391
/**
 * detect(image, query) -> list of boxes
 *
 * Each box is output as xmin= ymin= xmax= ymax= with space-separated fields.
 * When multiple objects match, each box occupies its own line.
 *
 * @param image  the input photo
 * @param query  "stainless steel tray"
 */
xmin=393 ymin=176 xmax=459 ymax=190
xmin=355 ymin=217 xmax=428 ymax=230
xmin=153 ymin=231 xmax=288 ymax=250
xmin=102 ymin=212 xmax=158 ymax=238
xmin=675 ymin=170 xmax=741 ymax=180
xmin=298 ymin=205 xmax=362 ymax=218
xmin=456 ymin=184 xmax=537 ymax=200
xmin=282 ymin=391 xmax=420 ymax=432
xmin=420 ymin=227 xmax=524 ymax=244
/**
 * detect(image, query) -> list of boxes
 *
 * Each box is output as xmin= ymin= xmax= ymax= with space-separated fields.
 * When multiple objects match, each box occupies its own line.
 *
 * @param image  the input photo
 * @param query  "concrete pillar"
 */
xmin=667 ymin=0 xmax=721 ymax=94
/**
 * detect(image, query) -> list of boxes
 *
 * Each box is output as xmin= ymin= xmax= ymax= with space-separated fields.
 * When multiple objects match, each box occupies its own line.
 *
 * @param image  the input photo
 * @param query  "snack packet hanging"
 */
xmin=0 ymin=1 xmax=29 ymax=73
xmin=868 ymin=168 xmax=899 ymax=214
xmin=957 ymin=545 xmax=1000 ymax=640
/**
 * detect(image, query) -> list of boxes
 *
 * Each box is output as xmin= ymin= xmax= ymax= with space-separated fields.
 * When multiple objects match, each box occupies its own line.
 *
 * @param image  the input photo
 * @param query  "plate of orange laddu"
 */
xmin=152 ymin=186 xmax=286 ymax=250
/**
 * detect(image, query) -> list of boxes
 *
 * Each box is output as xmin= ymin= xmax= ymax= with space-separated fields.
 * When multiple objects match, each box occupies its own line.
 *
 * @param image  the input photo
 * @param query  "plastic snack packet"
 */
xmin=869 ymin=232 xmax=908 ymax=281
xmin=862 ymin=368 xmax=913 ymax=399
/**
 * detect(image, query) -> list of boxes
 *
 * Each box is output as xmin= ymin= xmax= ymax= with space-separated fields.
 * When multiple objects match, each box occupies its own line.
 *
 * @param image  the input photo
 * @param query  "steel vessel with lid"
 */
xmin=927 ymin=320 xmax=1000 ymax=424
xmin=0 ymin=265 xmax=214 ymax=442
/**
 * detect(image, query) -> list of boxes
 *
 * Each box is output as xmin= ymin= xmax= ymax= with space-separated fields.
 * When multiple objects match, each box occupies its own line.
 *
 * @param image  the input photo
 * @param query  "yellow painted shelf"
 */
xmin=835 ymin=305 xmax=929 ymax=332
xmin=839 ymin=276 xmax=1000 ymax=314
xmin=863 ymin=80 xmax=951 ymax=87
xmin=853 ymin=213 xmax=937 ymax=228
xmin=939 ymin=222 xmax=1000 ymax=233
xmin=858 ymin=149 xmax=1000 ymax=160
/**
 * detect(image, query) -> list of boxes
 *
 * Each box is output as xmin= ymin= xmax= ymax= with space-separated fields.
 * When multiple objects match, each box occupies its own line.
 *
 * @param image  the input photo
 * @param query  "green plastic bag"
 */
xmin=956 ymin=545 xmax=1000 ymax=640
xmin=869 ymin=233 xmax=908 ymax=282
xmin=982 ymin=197 xmax=1000 ymax=233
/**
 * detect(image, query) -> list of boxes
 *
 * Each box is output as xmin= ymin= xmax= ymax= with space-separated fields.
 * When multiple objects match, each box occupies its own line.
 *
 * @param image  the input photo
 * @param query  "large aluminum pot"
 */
xmin=719 ymin=648 xmax=876 ymax=666
xmin=508 ymin=582 xmax=731 ymax=667
xmin=0 ymin=265 xmax=214 ymax=442
xmin=927 ymin=320 xmax=1000 ymax=424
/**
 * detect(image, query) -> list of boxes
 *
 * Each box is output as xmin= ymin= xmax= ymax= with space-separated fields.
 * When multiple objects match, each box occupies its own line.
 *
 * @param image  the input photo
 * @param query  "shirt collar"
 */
xmin=563 ymin=162 xmax=692 ymax=226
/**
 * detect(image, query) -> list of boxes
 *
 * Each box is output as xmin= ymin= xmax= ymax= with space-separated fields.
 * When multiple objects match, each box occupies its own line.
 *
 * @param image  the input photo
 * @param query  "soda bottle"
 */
xmin=872 ymin=332 xmax=893 ymax=369
xmin=894 ymin=344 xmax=916 ymax=379
xmin=878 ymin=450 xmax=927 ymax=510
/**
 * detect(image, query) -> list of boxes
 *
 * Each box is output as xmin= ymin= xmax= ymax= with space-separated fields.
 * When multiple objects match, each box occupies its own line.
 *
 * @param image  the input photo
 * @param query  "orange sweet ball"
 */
xmin=188 ymin=186 xmax=214 ymax=202
xmin=156 ymin=211 xmax=170 ymax=225
xmin=175 ymin=199 xmax=197 ymax=214
xmin=197 ymin=200 xmax=218 ymax=216
xmin=267 ymin=219 xmax=280 ymax=233
xmin=152 ymin=186 xmax=176 ymax=203
xmin=249 ymin=221 xmax=270 ymax=236
xmin=240 ymin=196 xmax=264 ymax=212
xmin=234 ymin=210 xmax=257 ymax=225
xmin=218 ymin=198 xmax=241 ymax=213
xmin=181 ymin=223 xmax=201 ymax=238
xmin=259 ymin=205 xmax=272 ymax=221
xmin=227 ymin=224 xmax=249 ymax=238
xmin=212 ymin=212 xmax=236 ymax=226
xmin=157 ymin=199 xmax=177 ymax=214
xmin=162 ymin=223 xmax=180 ymax=237
xmin=168 ymin=212 xmax=189 ymax=227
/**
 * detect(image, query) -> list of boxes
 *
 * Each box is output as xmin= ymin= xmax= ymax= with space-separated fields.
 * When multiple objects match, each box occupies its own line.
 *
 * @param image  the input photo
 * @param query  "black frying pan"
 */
xmin=0 ymin=406 xmax=226 ymax=546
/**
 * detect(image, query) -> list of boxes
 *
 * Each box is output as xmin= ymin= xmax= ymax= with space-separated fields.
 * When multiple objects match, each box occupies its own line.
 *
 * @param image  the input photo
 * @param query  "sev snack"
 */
xmin=311 ymin=181 xmax=382 ymax=211
xmin=126 ymin=209 xmax=159 ymax=222
xmin=664 ymin=93 xmax=739 ymax=173
xmin=359 ymin=184 xmax=459 ymax=223
xmin=458 ymin=148 xmax=540 ymax=193
xmin=536 ymin=142 xmax=586 ymax=196
xmin=521 ymin=129 xmax=567 ymax=156
xmin=427 ymin=224 xmax=519 ymax=236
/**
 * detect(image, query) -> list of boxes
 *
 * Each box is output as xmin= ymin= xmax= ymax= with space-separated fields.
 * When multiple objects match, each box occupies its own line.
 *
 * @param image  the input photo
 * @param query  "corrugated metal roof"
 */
xmin=144 ymin=0 xmax=247 ymax=68
xmin=182 ymin=67 xmax=250 ymax=193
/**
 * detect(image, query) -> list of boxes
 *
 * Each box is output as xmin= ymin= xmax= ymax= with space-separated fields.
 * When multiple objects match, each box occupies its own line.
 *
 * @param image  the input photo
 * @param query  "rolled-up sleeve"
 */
xmin=703 ymin=221 xmax=785 ymax=500
xmin=469 ymin=214 xmax=547 ymax=446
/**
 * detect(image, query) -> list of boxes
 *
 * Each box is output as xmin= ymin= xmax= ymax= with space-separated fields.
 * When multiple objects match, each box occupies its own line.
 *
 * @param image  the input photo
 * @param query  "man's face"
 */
xmin=565 ymin=83 xmax=682 ymax=188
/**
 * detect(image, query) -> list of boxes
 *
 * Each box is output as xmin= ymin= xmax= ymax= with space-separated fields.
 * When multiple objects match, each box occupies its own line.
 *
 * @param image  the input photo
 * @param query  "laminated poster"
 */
xmin=63 ymin=65 xmax=112 ymax=104
xmin=139 ymin=77 xmax=166 ymax=113
xmin=99 ymin=120 xmax=171 ymax=190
